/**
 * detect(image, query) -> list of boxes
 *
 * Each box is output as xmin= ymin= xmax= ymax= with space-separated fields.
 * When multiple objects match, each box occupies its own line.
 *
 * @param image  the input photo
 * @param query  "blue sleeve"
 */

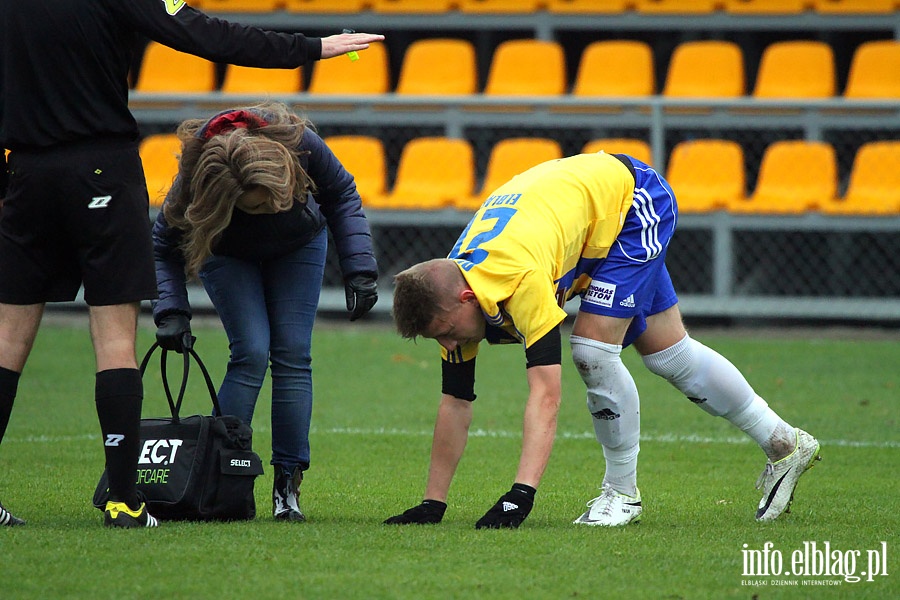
xmin=151 ymin=189 xmax=192 ymax=324
xmin=301 ymin=129 xmax=378 ymax=279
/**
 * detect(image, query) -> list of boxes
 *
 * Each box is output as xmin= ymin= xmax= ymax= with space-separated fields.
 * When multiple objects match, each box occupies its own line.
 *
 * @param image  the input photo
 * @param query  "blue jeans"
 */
xmin=199 ymin=229 xmax=327 ymax=470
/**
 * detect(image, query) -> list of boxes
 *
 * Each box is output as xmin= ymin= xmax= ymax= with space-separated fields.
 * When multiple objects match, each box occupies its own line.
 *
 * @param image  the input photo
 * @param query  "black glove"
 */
xmin=156 ymin=314 xmax=194 ymax=353
xmin=345 ymin=273 xmax=378 ymax=321
xmin=475 ymin=483 xmax=536 ymax=530
xmin=383 ymin=500 xmax=447 ymax=525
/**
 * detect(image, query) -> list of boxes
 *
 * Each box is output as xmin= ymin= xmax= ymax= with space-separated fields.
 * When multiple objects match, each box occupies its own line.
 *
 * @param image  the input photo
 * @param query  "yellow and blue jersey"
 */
xmin=444 ymin=151 xmax=636 ymax=362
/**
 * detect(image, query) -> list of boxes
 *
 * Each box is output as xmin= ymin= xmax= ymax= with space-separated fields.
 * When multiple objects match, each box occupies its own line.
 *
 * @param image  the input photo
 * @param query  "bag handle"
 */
xmin=139 ymin=340 xmax=222 ymax=423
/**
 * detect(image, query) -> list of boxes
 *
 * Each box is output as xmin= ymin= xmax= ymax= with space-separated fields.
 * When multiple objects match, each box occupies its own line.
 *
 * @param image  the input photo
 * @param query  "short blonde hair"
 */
xmin=392 ymin=259 xmax=462 ymax=339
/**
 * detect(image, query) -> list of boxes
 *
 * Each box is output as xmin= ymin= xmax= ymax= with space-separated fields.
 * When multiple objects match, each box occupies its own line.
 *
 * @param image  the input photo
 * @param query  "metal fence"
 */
xmin=133 ymin=94 xmax=900 ymax=182
xmin=133 ymin=94 xmax=900 ymax=322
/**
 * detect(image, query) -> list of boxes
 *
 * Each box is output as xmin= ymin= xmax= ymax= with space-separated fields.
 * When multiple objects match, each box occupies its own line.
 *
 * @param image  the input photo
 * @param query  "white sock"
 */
xmin=571 ymin=335 xmax=640 ymax=496
xmin=601 ymin=444 xmax=640 ymax=497
xmin=642 ymin=334 xmax=792 ymax=460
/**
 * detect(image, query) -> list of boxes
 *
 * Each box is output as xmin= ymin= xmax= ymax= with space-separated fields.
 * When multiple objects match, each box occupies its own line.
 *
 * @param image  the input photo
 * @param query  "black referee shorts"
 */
xmin=0 ymin=138 xmax=158 ymax=306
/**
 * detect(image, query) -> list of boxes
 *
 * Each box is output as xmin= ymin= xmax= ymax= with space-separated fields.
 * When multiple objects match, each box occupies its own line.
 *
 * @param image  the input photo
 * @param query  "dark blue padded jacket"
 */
xmin=152 ymin=118 xmax=376 ymax=323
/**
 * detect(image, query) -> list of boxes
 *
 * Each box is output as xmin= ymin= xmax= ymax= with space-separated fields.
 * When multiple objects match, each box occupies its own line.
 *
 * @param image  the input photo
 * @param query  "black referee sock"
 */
xmin=95 ymin=368 xmax=143 ymax=509
xmin=0 ymin=366 xmax=20 ymax=444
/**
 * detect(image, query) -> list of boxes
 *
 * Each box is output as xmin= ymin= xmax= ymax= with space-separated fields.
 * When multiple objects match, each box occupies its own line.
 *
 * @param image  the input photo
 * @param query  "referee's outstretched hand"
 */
xmin=320 ymin=32 xmax=385 ymax=60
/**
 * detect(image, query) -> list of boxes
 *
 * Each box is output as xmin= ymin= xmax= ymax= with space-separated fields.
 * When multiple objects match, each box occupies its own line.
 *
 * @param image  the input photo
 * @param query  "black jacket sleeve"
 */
xmin=302 ymin=129 xmax=378 ymax=279
xmin=0 ymin=152 xmax=8 ymax=198
xmin=151 ymin=182 xmax=192 ymax=325
xmin=112 ymin=0 xmax=322 ymax=67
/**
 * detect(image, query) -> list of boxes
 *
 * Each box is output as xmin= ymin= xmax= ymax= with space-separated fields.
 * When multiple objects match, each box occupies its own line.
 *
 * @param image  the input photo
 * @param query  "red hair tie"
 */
xmin=202 ymin=110 xmax=269 ymax=139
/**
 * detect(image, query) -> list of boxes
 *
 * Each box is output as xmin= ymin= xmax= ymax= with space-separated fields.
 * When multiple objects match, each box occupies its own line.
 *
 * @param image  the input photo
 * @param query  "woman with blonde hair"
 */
xmin=152 ymin=101 xmax=378 ymax=521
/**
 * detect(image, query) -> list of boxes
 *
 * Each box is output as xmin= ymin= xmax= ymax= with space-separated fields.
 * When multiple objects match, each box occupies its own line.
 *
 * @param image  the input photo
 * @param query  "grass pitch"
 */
xmin=1 ymin=316 xmax=897 ymax=599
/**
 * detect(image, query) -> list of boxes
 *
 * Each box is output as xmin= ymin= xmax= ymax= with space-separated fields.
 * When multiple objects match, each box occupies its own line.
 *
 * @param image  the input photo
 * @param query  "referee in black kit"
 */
xmin=0 ymin=0 xmax=382 ymax=528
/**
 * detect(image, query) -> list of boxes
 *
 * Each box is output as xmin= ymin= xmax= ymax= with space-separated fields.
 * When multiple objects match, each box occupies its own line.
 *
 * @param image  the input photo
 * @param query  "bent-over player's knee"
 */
xmin=642 ymin=334 xmax=755 ymax=418
xmin=571 ymin=335 xmax=640 ymax=449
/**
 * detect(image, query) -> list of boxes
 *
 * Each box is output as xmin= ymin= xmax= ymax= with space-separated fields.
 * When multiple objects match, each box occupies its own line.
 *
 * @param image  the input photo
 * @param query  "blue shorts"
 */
xmin=578 ymin=157 xmax=679 ymax=348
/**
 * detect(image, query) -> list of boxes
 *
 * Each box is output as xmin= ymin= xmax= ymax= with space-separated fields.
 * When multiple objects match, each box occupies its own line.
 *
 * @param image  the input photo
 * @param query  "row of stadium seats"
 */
xmin=192 ymin=0 xmax=900 ymax=15
xmin=139 ymin=134 xmax=900 ymax=215
xmin=133 ymin=37 xmax=900 ymax=99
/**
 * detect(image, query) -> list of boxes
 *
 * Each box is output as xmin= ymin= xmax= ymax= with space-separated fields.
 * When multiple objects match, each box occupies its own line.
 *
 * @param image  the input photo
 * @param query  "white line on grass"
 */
xmin=315 ymin=427 xmax=900 ymax=449
xmin=6 ymin=428 xmax=899 ymax=448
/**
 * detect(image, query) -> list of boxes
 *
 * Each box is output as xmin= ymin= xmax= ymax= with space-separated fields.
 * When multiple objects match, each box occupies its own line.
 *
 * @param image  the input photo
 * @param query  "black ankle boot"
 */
xmin=273 ymin=464 xmax=305 ymax=522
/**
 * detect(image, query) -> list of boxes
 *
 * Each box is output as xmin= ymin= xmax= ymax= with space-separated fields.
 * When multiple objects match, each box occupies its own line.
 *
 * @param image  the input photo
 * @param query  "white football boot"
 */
xmin=573 ymin=484 xmax=642 ymax=527
xmin=755 ymin=428 xmax=821 ymax=522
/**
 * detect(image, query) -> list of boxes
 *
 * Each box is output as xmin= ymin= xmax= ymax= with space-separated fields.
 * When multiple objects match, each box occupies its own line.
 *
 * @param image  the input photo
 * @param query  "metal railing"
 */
xmin=130 ymin=92 xmax=900 ymax=322
xmin=130 ymin=93 xmax=900 ymax=170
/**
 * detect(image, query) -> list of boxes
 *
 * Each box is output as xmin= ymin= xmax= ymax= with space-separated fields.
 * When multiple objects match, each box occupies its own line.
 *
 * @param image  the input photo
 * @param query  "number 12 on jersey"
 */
xmin=450 ymin=207 xmax=518 ymax=271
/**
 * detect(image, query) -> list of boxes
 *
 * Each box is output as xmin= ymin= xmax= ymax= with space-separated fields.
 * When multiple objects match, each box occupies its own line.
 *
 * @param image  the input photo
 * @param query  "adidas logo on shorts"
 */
xmin=619 ymin=294 xmax=636 ymax=308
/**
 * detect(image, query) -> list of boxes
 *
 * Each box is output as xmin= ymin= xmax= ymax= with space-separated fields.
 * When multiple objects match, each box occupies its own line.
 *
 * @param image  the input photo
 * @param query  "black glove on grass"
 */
xmin=345 ymin=274 xmax=378 ymax=321
xmin=383 ymin=500 xmax=447 ymax=525
xmin=475 ymin=483 xmax=536 ymax=530
xmin=156 ymin=314 xmax=194 ymax=353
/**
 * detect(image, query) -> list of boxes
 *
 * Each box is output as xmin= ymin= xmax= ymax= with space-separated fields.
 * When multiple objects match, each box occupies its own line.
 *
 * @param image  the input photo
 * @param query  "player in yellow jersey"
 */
xmin=385 ymin=151 xmax=820 ymax=528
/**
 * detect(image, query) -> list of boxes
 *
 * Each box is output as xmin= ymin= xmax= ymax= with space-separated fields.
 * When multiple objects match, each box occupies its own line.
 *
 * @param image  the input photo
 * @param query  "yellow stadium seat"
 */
xmin=844 ymin=40 xmax=900 ymax=99
xmin=484 ymin=39 xmax=566 ymax=96
xmin=307 ymin=42 xmax=389 ymax=94
xmin=139 ymin=134 xmax=181 ymax=207
xmin=753 ymin=41 xmax=836 ymax=98
xmin=820 ymin=141 xmax=900 ymax=215
xmin=372 ymin=137 xmax=474 ymax=210
xmin=323 ymin=135 xmax=388 ymax=208
xmin=635 ymin=0 xmax=720 ymax=12
xmin=814 ymin=0 xmax=896 ymax=13
xmin=581 ymin=138 xmax=653 ymax=164
xmin=456 ymin=138 xmax=563 ymax=211
xmin=730 ymin=140 xmax=836 ymax=214
xmin=285 ymin=0 xmax=370 ymax=11
xmin=135 ymin=42 xmax=217 ymax=93
xmin=547 ymin=0 xmax=632 ymax=12
xmin=202 ymin=0 xmax=284 ymax=11
xmin=724 ymin=0 xmax=808 ymax=12
xmin=666 ymin=139 xmax=745 ymax=212
xmin=573 ymin=40 xmax=655 ymax=97
xmin=220 ymin=65 xmax=302 ymax=94
xmin=372 ymin=0 xmax=455 ymax=11
xmin=396 ymin=39 xmax=477 ymax=95
xmin=459 ymin=0 xmax=545 ymax=12
xmin=663 ymin=41 xmax=745 ymax=98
